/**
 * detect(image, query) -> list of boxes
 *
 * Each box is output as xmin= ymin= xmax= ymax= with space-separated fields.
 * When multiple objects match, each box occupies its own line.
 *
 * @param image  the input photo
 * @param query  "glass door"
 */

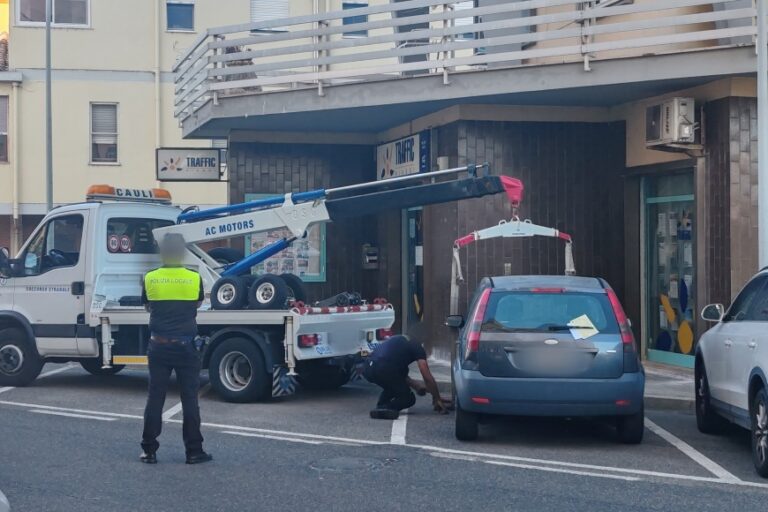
xmin=644 ymin=172 xmax=696 ymax=368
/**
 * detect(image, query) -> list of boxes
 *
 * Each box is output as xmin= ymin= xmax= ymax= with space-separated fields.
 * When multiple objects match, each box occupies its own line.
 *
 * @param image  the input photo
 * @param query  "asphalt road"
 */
xmin=1 ymin=363 xmax=767 ymax=512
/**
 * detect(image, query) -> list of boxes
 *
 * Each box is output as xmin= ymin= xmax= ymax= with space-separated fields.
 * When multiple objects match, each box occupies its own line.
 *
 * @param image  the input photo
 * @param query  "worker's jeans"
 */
xmin=363 ymin=360 xmax=416 ymax=412
xmin=141 ymin=338 xmax=204 ymax=456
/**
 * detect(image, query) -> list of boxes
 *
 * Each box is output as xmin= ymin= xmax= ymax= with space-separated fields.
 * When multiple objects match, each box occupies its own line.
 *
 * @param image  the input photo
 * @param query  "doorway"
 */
xmin=402 ymin=208 xmax=424 ymax=333
xmin=643 ymin=172 xmax=696 ymax=368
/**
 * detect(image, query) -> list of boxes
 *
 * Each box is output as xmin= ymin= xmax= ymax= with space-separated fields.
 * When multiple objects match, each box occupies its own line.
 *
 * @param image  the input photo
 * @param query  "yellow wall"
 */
xmin=0 ymin=0 xmax=9 ymax=35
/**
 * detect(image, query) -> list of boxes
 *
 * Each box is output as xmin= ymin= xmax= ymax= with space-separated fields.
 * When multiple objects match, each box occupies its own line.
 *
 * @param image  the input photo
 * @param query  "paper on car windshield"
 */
xmin=567 ymin=315 xmax=599 ymax=340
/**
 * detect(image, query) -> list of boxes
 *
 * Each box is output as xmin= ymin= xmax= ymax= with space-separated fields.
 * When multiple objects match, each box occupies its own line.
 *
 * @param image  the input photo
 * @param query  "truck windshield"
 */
xmin=482 ymin=291 xmax=619 ymax=334
xmin=107 ymin=218 xmax=174 ymax=255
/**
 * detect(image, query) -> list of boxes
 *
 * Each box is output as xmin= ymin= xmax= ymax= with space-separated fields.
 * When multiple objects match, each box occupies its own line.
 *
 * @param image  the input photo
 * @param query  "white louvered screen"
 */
xmin=250 ymin=0 xmax=289 ymax=23
xmin=0 ymin=97 xmax=8 ymax=134
xmin=91 ymin=104 xmax=117 ymax=143
xmin=455 ymin=1 xmax=474 ymax=27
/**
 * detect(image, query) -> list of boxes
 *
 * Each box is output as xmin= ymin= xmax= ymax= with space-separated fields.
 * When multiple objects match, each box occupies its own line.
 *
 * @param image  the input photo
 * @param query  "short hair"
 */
xmin=158 ymin=233 xmax=186 ymax=263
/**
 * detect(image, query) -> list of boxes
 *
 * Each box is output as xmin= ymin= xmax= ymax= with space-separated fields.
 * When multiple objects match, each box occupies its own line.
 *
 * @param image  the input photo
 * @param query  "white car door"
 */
xmin=12 ymin=212 xmax=90 ymax=357
xmin=717 ymin=275 xmax=768 ymax=408
xmin=730 ymin=278 xmax=768 ymax=416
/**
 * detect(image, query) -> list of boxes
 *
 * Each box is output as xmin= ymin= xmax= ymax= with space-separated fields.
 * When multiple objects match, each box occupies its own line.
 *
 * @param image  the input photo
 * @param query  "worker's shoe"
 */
xmin=140 ymin=452 xmax=157 ymax=464
xmin=370 ymin=408 xmax=400 ymax=420
xmin=186 ymin=452 xmax=213 ymax=465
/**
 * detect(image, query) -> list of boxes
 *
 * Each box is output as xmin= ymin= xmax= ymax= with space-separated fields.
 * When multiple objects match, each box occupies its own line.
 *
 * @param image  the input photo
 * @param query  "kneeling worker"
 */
xmin=364 ymin=324 xmax=451 ymax=419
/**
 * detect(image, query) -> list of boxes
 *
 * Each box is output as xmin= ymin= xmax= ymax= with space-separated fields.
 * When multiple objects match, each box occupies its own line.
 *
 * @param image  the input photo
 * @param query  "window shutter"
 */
xmin=455 ymin=1 xmax=475 ymax=27
xmin=250 ymin=0 xmax=289 ymax=23
xmin=92 ymin=104 xmax=117 ymax=143
xmin=0 ymin=97 xmax=8 ymax=134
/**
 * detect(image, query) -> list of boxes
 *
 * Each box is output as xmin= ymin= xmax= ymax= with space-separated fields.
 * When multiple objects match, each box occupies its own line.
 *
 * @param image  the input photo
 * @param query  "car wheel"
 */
xmin=211 ymin=276 xmax=247 ymax=310
xmin=280 ymin=273 xmax=308 ymax=304
xmin=209 ymin=338 xmax=270 ymax=403
xmin=0 ymin=328 xmax=43 ymax=387
xmin=695 ymin=361 xmax=727 ymax=434
xmin=207 ymin=247 xmax=244 ymax=266
xmin=455 ymin=401 xmax=479 ymax=441
xmin=80 ymin=359 xmax=125 ymax=376
xmin=616 ymin=406 xmax=644 ymax=444
xmin=751 ymin=387 xmax=768 ymax=478
xmin=248 ymin=275 xmax=290 ymax=310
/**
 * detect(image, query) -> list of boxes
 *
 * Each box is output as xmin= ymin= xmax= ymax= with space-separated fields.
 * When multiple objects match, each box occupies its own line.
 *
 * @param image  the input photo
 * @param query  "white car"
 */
xmin=697 ymin=270 xmax=768 ymax=477
xmin=0 ymin=488 xmax=9 ymax=512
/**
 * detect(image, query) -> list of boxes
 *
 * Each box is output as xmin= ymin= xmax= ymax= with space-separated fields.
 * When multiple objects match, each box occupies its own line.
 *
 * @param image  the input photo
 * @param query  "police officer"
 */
xmin=364 ymin=323 xmax=451 ymax=420
xmin=140 ymin=233 xmax=212 ymax=465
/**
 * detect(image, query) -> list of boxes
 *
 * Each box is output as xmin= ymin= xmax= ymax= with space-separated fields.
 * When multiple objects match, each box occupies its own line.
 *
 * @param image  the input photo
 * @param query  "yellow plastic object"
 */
xmin=660 ymin=294 xmax=677 ymax=324
xmin=678 ymin=321 xmax=694 ymax=354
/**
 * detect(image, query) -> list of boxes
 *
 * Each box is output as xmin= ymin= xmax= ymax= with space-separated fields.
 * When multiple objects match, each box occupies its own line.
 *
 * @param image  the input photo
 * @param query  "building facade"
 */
xmin=176 ymin=0 xmax=759 ymax=368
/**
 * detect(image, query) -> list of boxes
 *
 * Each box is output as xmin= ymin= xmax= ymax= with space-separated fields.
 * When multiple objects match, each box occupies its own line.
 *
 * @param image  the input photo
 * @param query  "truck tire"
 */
xmin=80 ymin=359 xmax=125 ymax=376
xmin=0 ymin=327 xmax=44 ymax=387
xmin=280 ymin=273 xmax=308 ymax=303
xmin=211 ymin=276 xmax=247 ymax=310
xmin=207 ymin=247 xmax=244 ymax=266
xmin=248 ymin=275 xmax=290 ymax=310
xmin=209 ymin=338 xmax=270 ymax=403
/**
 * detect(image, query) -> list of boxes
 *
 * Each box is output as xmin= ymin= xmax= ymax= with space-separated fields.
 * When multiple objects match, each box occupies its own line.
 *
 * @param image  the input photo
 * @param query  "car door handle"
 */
xmin=724 ymin=339 xmax=733 ymax=348
xmin=749 ymin=341 xmax=757 ymax=349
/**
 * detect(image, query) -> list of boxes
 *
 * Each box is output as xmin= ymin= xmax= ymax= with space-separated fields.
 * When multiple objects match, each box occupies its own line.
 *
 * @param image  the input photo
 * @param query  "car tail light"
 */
xmin=606 ymin=288 xmax=635 ymax=348
xmin=531 ymin=288 xmax=565 ymax=293
xmin=465 ymin=288 xmax=491 ymax=361
xmin=376 ymin=328 xmax=394 ymax=341
xmin=298 ymin=334 xmax=319 ymax=348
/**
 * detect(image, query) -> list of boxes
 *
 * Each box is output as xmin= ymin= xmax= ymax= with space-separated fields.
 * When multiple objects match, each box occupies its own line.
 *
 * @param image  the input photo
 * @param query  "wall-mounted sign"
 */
xmin=156 ymin=148 xmax=222 ymax=182
xmin=377 ymin=131 xmax=431 ymax=180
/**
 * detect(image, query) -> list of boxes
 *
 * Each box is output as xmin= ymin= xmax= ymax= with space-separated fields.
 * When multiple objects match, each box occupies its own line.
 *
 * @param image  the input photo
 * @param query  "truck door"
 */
xmin=12 ymin=212 xmax=90 ymax=357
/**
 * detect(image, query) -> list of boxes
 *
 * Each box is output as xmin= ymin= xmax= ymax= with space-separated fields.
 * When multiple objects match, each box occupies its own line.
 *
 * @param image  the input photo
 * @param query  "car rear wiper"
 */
xmin=546 ymin=325 xmax=592 ymax=331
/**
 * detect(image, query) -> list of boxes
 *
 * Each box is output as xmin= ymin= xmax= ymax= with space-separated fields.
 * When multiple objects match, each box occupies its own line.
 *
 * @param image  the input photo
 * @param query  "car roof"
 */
xmin=488 ymin=275 xmax=606 ymax=291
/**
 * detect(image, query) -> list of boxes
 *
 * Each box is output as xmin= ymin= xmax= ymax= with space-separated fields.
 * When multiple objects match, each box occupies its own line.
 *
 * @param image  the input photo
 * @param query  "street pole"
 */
xmin=45 ymin=0 xmax=53 ymax=212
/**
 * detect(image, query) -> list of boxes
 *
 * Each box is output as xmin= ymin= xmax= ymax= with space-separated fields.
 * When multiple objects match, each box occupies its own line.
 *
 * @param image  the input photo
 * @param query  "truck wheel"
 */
xmin=80 ymin=359 xmax=125 ymax=376
xmin=211 ymin=276 xmax=247 ymax=310
xmin=280 ymin=273 xmax=308 ymax=303
xmin=455 ymin=402 xmax=479 ymax=441
xmin=209 ymin=338 xmax=270 ymax=403
xmin=248 ymin=275 xmax=290 ymax=310
xmin=0 ymin=327 xmax=43 ymax=387
xmin=207 ymin=247 xmax=244 ymax=266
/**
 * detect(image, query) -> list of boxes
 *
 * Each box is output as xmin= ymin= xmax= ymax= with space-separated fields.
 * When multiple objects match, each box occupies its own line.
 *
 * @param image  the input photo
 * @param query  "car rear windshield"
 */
xmin=482 ymin=291 xmax=619 ymax=334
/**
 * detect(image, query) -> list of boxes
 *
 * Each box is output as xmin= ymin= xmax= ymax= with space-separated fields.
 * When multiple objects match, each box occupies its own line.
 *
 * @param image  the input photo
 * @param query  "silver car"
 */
xmin=0 ymin=489 xmax=9 ymax=512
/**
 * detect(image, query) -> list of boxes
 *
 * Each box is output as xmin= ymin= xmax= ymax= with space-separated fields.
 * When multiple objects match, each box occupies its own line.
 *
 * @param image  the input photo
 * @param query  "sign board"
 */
xmin=156 ymin=148 xmax=222 ymax=182
xmin=377 ymin=131 xmax=431 ymax=180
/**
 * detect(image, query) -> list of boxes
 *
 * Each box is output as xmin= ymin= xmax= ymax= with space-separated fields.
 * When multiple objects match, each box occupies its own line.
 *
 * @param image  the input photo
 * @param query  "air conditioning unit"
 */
xmin=645 ymin=97 xmax=696 ymax=148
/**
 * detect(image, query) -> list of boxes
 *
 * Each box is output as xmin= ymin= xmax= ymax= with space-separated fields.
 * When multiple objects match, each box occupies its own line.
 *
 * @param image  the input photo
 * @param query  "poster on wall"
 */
xmin=377 ymin=131 xmax=431 ymax=180
xmin=244 ymin=193 xmax=326 ymax=282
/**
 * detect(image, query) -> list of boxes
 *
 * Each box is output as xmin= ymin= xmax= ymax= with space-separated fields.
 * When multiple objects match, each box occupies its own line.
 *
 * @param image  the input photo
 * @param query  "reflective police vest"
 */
xmin=144 ymin=267 xmax=201 ymax=302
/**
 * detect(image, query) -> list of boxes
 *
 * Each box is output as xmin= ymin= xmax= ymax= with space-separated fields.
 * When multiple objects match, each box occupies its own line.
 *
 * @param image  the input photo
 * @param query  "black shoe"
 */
xmin=186 ymin=452 xmax=213 ymax=465
xmin=370 ymin=408 xmax=400 ymax=420
xmin=140 ymin=452 xmax=157 ymax=464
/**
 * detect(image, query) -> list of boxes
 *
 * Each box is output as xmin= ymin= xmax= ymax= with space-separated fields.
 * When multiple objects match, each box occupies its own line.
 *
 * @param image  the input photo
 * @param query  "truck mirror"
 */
xmin=0 ymin=247 xmax=11 ymax=277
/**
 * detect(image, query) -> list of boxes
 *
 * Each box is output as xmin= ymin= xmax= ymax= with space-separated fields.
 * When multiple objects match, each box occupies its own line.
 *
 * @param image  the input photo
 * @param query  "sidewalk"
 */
xmin=411 ymin=359 xmax=694 ymax=411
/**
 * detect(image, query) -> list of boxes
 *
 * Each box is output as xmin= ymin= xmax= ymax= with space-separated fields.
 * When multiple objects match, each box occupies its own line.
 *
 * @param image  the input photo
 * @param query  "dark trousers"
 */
xmin=141 ymin=341 xmax=204 ymax=456
xmin=364 ymin=360 xmax=416 ymax=412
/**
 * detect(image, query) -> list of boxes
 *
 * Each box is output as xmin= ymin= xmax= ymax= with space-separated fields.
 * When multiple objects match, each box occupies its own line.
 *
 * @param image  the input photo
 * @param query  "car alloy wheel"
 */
xmin=751 ymin=388 xmax=768 ymax=477
xmin=217 ymin=283 xmax=237 ymax=305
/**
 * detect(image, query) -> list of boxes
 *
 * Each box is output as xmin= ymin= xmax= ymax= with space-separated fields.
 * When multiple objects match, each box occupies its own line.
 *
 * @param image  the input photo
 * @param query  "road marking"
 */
xmin=645 ymin=418 xmax=741 ymax=482
xmin=390 ymin=410 xmax=408 ymax=445
xmin=222 ymin=431 xmax=324 ymax=445
xmin=0 ymin=400 xmax=144 ymax=419
xmin=0 ymin=364 xmax=76 ymax=395
xmin=30 ymin=409 xmax=117 ymax=422
xmin=163 ymin=383 xmax=212 ymax=421
xmin=485 ymin=460 xmax=642 ymax=482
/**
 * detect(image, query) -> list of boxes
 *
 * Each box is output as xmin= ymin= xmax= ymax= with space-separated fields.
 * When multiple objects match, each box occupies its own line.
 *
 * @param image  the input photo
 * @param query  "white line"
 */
xmin=222 ymin=431 xmax=324 ymax=445
xmin=0 ymin=364 xmax=76 ymax=396
xmin=645 ymin=418 xmax=741 ymax=482
xmin=485 ymin=460 xmax=642 ymax=482
xmin=0 ymin=400 xmax=144 ymax=419
xmin=390 ymin=410 xmax=408 ymax=445
xmin=162 ymin=383 xmax=212 ymax=421
xmin=30 ymin=409 xmax=117 ymax=422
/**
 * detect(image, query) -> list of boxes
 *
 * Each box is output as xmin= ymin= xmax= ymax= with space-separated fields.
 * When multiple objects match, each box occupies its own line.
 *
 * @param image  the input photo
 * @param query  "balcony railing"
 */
xmin=173 ymin=0 xmax=758 ymax=122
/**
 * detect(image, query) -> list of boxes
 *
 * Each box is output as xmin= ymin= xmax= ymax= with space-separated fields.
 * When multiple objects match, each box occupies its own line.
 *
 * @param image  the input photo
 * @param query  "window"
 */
xmin=21 ymin=215 xmax=83 ymax=276
xmin=454 ymin=1 xmax=475 ymax=40
xmin=250 ymin=0 xmax=288 ymax=31
xmin=0 ymin=96 xmax=7 ymax=163
xmin=725 ymin=276 xmax=768 ymax=322
xmin=167 ymin=0 xmax=194 ymax=31
xmin=18 ymin=0 xmax=89 ymax=26
xmin=343 ymin=2 xmax=368 ymax=38
xmin=107 ymin=218 xmax=174 ymax=255
xmin=211 ymin=138 xmax=227 ymax=172
xmin=90 ymin=103 xmax=118 ymax=164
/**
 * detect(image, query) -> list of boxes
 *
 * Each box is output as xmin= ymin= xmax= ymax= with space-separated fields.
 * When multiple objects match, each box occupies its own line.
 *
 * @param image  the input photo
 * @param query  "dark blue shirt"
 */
xmin=371 ymin=335 xmax=427 ymax=376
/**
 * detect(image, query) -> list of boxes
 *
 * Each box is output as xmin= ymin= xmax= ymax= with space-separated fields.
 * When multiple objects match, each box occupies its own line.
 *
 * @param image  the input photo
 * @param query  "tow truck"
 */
xmin=0 ymin=164 xmax=522 ymax=402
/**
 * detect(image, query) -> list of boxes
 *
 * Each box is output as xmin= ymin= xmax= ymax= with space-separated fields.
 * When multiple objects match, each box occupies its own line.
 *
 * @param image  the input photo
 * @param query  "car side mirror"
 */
xmin=0 ymin=247 xmax=11 ymax=277
xmin=701 ymin=304 xmax=725 ymax=323
xmin=445 ymin=315 xmax=465 ymax=329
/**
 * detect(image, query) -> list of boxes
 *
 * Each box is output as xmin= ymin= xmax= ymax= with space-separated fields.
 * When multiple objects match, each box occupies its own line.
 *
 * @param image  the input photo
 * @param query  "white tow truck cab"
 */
xmin=0 ymin=165 xmax=520 ymax=402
